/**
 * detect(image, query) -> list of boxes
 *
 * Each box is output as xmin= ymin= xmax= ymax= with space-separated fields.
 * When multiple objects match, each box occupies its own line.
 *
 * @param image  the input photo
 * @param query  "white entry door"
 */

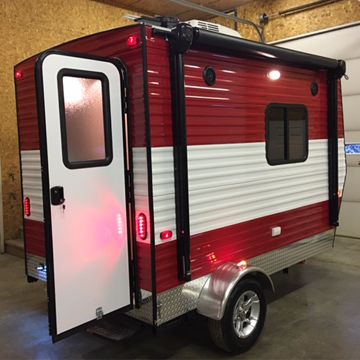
xmin=38 ymin=52 xmax=130 ymax=340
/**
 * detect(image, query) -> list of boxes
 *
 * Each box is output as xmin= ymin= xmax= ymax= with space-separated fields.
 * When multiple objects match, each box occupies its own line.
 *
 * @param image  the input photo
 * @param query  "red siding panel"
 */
xmin=24 ymin=219 xmax=45 ymax=257
xmin=184 ymin=51 xmax=329 ymax=146
xmin=155 ymin=201 xmax=331 ymax=292
xmin=144 ymin=32 xmax=347 ymax=148
xmin=15 ymin=59 xmax=39 ymax=150
xmin=146 ymin=30 xmax=174 ymax=147
xmin=136 ymin=241 xmax=152 ymax=291
xmin=145 ymin=39 xmax=331 ymax=148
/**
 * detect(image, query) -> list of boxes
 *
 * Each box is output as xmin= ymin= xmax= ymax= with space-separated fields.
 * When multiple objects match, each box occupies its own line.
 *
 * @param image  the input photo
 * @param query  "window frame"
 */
xmin=265 ymin=103 xmax=309 ymax=166
xmin=57 ymin=68 xmax=113 ymax=170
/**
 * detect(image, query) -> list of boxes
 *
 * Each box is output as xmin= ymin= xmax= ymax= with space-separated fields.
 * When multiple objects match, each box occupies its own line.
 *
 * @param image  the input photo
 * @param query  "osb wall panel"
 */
xmin=212 ymin=0 xmax=360 ymax=42
xmin=0 ymin=0 xmax=138 ymax=240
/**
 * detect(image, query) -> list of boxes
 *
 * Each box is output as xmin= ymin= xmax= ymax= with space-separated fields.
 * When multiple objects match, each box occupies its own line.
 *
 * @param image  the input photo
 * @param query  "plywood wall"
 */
xmin=212 ymin=0 xmax=360 ymax=42
xmin=1 ymin=0 xmax=359 ymax=242
xmin=0 ymin=0 xmax=137 ymax=240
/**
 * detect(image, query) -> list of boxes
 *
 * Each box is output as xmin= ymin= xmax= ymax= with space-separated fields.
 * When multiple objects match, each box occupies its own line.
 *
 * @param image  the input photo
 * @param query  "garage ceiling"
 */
xmin=96 ymin=0 xmax=253 ymax=20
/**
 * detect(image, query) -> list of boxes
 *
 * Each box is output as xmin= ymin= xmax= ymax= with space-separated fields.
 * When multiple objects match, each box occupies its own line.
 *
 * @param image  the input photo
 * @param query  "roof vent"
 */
xmin=186 ymin=19 xmax=241 ymax=38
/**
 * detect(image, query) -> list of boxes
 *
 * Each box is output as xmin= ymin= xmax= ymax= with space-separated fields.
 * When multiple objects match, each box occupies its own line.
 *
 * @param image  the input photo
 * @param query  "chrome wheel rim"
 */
xmin=232 ymin=290 xmax=260 ymax=339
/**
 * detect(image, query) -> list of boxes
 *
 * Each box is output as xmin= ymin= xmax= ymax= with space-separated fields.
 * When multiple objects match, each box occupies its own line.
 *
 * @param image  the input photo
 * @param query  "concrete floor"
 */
xmin=0 ymin=236 xmax=359 ymax=360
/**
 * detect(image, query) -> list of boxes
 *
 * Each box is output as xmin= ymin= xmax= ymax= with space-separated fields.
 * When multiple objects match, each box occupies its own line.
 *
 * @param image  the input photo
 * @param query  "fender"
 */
xmin=197 ymin=262 xmax=274 ymax=320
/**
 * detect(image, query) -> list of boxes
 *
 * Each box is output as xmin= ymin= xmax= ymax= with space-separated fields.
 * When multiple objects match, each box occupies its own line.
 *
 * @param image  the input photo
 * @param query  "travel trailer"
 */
xmin=14 ymin=17 xmax=346 ymax=353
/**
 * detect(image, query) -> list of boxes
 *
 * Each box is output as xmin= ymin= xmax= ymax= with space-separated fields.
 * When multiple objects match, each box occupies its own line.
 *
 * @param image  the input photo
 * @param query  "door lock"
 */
xmin=51 ymin=186 xmax=65 ymax=205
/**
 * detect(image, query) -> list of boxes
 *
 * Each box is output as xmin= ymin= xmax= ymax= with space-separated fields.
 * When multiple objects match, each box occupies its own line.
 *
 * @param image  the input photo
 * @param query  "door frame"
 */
xmin=35 ymin=50 xmax=134 ymax=342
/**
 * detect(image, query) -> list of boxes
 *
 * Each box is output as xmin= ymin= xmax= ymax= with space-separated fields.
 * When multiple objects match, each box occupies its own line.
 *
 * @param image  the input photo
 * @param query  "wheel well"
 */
xmin=197 ymin=264 xmax=274 ymax=321
xmin=242 ymin=271 xmax=274 ymax=294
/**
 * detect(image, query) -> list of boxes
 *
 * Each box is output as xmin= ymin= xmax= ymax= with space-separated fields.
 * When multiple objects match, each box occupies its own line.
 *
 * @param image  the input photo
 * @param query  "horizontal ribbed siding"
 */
xmin=24 ymin=219 xmax=45 ymax=257
xmin=184 ymin=51 xmax=329 ymax=146
xmin=151 ymin=139 xmax=346 ymax=244
xmin=21 ymin=150 xmax=43 ymax=222
xmin=154 ymin=201 xmax=332 ymax=292
xmin=15 ymin=59 xmax=39 ymax=150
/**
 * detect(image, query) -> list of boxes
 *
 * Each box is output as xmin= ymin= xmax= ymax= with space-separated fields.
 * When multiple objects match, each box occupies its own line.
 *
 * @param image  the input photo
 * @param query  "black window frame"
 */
xmin=265 ymin=103 xmax=309 ymax=166
xmin=57 ymin=68 xmax=113 ymax=170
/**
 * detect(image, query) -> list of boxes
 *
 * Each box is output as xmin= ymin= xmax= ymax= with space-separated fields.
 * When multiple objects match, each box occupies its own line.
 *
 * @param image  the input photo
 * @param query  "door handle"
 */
xmin=51 ymin=186 xmax=65 ymax=206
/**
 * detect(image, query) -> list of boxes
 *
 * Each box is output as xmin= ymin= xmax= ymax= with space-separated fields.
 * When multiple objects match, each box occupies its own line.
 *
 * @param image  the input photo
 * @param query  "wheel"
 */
xmin=208 ymin=278 xmax=267 ymax=353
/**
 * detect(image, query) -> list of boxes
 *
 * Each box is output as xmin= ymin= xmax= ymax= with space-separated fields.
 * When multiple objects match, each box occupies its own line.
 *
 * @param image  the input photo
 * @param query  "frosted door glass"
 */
xmin=62 ymin=77 xmax=106 ymax=163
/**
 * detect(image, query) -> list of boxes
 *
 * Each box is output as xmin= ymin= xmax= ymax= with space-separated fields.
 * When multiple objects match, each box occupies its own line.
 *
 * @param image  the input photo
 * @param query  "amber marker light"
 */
xmin=237 ymin=260 xmax=248 ymax=271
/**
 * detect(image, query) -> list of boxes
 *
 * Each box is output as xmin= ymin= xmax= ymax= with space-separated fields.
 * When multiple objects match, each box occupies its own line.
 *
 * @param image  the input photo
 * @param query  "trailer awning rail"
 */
xmin=154 ymin=24 xmax=346 ymax=78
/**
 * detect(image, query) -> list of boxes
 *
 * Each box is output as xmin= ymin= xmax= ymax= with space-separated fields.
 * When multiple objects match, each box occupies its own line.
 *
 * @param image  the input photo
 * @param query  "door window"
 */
xmin=58 ymin=70 xmax=112 ymax=169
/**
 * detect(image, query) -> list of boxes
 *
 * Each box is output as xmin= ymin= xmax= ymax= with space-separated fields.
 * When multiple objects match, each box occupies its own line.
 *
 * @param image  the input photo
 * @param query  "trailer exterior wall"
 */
xmin=144 ymin=33 xmax=346 ymax=292
xmin=15 ymin=24 xmax=346 ymax=305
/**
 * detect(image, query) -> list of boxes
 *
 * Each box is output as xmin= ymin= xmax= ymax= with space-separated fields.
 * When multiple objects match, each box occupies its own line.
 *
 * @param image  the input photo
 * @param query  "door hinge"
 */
xmin=127 ymin=170 xmax=132 ymax=202
xmin=123 ymin=82 xmax=128 ymax=114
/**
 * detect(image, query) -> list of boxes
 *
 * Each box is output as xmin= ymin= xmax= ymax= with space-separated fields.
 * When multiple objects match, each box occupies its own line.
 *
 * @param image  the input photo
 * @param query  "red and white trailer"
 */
xmin=14 ymin=18 xmax=346 ymax=353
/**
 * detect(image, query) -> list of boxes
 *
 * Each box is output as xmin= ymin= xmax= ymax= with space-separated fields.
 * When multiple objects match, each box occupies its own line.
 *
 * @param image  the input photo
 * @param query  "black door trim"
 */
xmin=35 ymin=49 xmax=133 ymax=342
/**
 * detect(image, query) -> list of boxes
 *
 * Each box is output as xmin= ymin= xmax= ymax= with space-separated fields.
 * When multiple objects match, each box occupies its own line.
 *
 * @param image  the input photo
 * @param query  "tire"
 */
xmin=208 ymin=278 xmax=267 ymax=353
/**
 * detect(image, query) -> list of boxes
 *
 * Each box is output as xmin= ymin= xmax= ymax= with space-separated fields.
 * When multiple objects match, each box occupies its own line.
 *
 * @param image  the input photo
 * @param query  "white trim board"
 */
xmin=271 ymin=21 xmax=360 ymax=46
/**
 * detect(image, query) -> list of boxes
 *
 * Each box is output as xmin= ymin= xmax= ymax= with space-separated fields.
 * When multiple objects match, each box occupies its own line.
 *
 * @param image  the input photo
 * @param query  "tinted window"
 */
xmin=58 ymin=71 xmax=112 ymax=169
xmin=266 ymin=105 xmax=308 ymax=165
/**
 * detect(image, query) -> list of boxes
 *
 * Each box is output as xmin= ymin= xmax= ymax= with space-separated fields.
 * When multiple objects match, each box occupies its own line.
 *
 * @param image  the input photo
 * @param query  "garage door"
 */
xmin=275 ymin=22 xmax=360 ymax=239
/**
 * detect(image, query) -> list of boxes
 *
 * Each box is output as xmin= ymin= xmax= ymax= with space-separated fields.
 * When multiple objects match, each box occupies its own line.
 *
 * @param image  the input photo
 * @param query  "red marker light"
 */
xmin=15 ymin=70 xmax=24 ymax=80
xmin=208 ymin=252 xmax=217 ymax=263
xmin=127 ymin=35 xmax=140 ymax=48
xmin=160 ymin=230 xmax=172 ymax=240
xmin=24 ymin=197 xmax=31 ymax=217
xmin=137 ymin=213 xmax=147 ymax=240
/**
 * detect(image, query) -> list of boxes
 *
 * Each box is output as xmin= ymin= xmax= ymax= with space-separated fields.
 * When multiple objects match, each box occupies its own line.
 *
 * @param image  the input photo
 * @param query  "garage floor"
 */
xmin=0 ymin=236 xmax=359 ymax=360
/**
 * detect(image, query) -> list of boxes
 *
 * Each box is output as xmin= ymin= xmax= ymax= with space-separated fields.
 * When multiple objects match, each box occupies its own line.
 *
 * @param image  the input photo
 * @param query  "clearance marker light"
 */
xmin=137 ymin=213 xmax=147 ymax=240
xmin=237 ymin=260 xmax=248 ymax=271
xmin=15 ymin=70 xmax=24 ymax=80
xmin=24 ymin=197 xmax=31 ymax=217
xmin=127 ymin=35 xmax=140 ymax=48
xmin=208 ymin=252 xmax=217 ymax=263
xmin=160 ymin=230 xmax=173 ymax=240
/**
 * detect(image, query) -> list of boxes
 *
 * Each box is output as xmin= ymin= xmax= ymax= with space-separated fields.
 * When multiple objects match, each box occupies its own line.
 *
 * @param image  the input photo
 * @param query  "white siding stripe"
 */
xmin=152 ymin=139 xmax=346 ymax=244
xmin=20 ymin=139 xmax=346 ymax=243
